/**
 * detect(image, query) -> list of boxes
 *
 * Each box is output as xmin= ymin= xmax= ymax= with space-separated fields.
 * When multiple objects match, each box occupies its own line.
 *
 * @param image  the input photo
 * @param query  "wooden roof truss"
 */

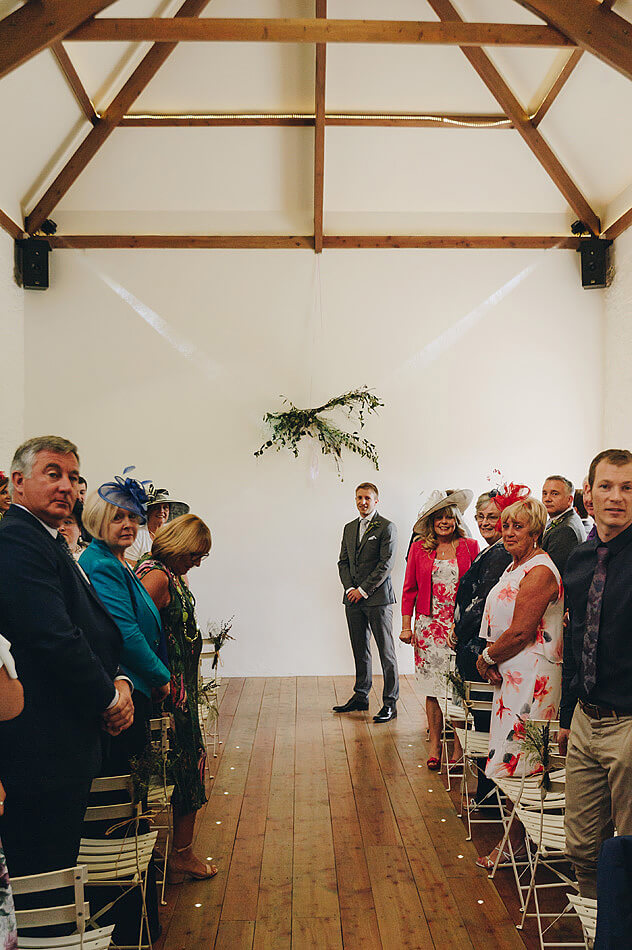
xmin=1 ymin=0 xmax=631 ymax=250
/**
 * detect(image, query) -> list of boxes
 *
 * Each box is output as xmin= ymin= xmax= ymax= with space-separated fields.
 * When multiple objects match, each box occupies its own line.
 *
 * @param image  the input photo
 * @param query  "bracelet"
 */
xmin=481 ymin=646 xmax=495 ymax=665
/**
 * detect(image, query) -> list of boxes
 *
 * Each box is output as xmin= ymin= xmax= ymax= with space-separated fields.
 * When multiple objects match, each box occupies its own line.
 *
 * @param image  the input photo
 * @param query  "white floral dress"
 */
xmin=414 ymin=558 xmax=458 ymax=698
xmin=480 ymin=553 xmax=564 ymax=779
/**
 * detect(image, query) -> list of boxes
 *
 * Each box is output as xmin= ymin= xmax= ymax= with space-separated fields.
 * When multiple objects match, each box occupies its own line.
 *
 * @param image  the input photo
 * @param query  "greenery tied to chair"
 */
xmin=254 ymin=387 xmax=383 ymax=476
xmin=521 ymin=719 xmax=552 ymax=794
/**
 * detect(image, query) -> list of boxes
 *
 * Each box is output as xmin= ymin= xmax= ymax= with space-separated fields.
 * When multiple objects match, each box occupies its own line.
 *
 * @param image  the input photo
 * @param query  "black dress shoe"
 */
xmin=332 ymin=696 xmax=369 ymax=713
xmin=373 ymin=704 xmax=397 ymax=723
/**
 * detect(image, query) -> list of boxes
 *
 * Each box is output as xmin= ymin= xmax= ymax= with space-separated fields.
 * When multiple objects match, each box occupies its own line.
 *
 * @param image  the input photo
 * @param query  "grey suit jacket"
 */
xmin=542 ymin=507 xmax=586 ymax=573
xmin=338 ymin=513 xmax=397 ymax=606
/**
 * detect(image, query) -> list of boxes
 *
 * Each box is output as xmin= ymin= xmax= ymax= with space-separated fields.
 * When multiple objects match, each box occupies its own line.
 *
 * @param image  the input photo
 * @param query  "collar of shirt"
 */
xmin=547 ymin=507 xmax=574 ymax=528
xmin=359 ymin=512 xmax=378 ymax=526
xmin=13 ymin=503 xmax=58 ymax=538
xmin=598 ymin=519 xmax=632 ymax=557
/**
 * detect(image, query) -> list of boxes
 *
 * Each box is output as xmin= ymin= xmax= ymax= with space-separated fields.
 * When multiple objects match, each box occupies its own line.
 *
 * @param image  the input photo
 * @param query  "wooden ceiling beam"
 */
xmin=426 ymin=0 xmax=600 ymax=235
xmin=604 ymin=207 xmax=632 ymax=241
xmin=513 ymin=0 xmax=632 ymax=82
xmin=0 ymin=0 xmax=119 ymax=80
xmin=530 ymin=0 xmax=616 ymax=126
xmin=531 ymin=49 xmax=584 ymax=126
xmin=68 ymin=18 xmax=574 ymax=46
xmin=118 ymin=112 xmax=512 ymax=128
xmin=314 ymin=1 xmax=326 ymax=254
xmin=0 ymin=209 xmax=23 ymax=240
xmin=51 ymin=42 xmax=99 ymax=124
xmin=25 ymin=0 xmax=215 ymax=235
xmin=44 ymin=234 xmax=580 ymax=249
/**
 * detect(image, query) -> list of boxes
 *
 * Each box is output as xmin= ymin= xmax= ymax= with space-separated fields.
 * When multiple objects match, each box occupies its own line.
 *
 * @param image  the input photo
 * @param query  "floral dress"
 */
xmin=0 ymin=840 xmax=17 ymax=950
xmin=480 ymin=552 xmax=564 ymax=779
xmin=136 ymin=557 xmax=207 ymax=816
xmin=414 ymin=558 xmax=458 ymax=698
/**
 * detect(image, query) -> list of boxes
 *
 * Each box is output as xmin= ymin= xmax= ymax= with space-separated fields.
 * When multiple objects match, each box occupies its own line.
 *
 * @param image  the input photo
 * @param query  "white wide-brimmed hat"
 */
xmin=413 ymin=488 xmax=473 ymax=536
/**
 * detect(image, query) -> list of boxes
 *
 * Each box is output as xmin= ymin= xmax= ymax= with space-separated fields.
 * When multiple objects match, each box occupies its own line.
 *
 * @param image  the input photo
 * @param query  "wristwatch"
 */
xmin=481 ymin=646 xmax=494 ymax=665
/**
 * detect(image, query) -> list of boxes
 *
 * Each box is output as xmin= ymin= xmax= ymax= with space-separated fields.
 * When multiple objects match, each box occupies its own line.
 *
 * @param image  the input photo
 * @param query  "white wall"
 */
xmin=24 ymin=247 xmax=603 ymax=676
xmin=604 ymin=228 xmax=632 ymax=446
xmin=0 ymin=232 xmax=24 ymax=467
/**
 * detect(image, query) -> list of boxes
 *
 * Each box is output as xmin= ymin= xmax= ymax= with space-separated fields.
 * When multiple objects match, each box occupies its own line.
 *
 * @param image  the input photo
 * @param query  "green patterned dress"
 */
xmin=136 ymin=557 xmax=207 ymax=816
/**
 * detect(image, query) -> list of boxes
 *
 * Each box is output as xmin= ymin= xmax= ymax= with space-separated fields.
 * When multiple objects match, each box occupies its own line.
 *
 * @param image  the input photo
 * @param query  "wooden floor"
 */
xmin=155 ymin=676 xmax=583 ymax=950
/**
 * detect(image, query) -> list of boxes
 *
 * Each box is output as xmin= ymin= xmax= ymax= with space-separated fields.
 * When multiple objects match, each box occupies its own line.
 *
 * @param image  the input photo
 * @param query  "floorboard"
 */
xmin=154 ymin=676 xmax=585 ymax=949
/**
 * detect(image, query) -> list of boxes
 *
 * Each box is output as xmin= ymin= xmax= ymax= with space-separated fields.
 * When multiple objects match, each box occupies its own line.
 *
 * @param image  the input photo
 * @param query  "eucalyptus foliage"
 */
xmin=255 ymin=387 xmax=383 ymax=475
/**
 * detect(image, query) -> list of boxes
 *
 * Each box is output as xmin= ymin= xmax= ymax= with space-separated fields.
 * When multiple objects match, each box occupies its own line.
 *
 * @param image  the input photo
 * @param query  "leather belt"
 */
xmin=579 ymin=699 xmax=620 ymax=720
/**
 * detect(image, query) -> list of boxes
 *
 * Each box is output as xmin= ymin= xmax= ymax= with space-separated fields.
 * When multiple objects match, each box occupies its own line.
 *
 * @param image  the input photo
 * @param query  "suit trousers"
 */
xmin=565 ymin=705 xmax=632 ymax=898
xmin=344 ymin=603 xmax=399 ymax=705
xmin=0 ymin=777 xmax=93 ymax=936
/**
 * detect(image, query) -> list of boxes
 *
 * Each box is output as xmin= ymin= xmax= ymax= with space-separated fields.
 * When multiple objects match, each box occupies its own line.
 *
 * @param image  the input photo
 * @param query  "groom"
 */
xmin=335 ymin=482 xmax=399 ymax=722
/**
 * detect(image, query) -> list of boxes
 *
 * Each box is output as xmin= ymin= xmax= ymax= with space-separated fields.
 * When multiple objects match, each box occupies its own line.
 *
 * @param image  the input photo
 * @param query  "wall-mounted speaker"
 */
xmin=14 ymin=238 xmax=50 ymax=290
xmin=578 ymin=238 xmax=612 ymax=290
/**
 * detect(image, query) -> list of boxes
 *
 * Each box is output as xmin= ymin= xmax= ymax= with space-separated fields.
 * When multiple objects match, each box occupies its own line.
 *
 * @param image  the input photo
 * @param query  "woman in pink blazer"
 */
xmin=400 ymin=490 xmax=478 ymax=769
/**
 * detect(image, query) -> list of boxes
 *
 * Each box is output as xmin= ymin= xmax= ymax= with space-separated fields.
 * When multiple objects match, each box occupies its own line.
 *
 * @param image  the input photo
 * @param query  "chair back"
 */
xmin=11 ymin=865 xmax=89 ymax=933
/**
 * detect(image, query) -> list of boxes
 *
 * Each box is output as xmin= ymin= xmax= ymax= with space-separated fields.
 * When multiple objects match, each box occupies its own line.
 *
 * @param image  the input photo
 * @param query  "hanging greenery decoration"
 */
xmin=255 ymin=387 xmax=384 ymax=476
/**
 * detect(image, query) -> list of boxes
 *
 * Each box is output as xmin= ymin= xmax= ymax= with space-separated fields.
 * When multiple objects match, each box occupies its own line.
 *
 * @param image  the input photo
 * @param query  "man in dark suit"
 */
xmin=541 ymin=474 xmax=586 ymax=573
xmin=0 ymin=435 xmax=133 ymax=882
xmin=335 ymin=482 xmax=399 ymax=723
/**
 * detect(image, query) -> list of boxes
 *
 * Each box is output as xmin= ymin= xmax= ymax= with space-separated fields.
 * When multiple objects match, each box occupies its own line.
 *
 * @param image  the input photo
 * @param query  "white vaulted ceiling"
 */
xmin=1 ymin=0 xmax=632 ymax=240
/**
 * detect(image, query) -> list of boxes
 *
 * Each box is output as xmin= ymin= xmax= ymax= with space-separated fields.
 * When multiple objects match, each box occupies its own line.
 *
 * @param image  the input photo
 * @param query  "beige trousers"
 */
xmin=564 ymin=704 xmax=632 ymax=898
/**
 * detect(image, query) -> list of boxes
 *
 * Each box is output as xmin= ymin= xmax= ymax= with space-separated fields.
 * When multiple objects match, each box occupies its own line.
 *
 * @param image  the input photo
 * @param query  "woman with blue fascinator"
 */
xmin=79 ymin=469 xmax=170 ymax=944
xmin=80 ymin=469 xmax=171 ymax=771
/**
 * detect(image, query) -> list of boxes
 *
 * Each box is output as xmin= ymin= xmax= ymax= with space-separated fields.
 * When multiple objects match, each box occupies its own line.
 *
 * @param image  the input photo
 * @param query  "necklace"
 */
xmin=437 ymin=539 xmax=457 ymax=560
xmin=170 ymin=570 xmax=200 ymax=643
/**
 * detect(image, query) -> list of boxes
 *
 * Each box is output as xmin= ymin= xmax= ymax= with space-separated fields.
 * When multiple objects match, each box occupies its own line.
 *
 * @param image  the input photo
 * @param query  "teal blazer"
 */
xmin=79 ymin=539 xmax=170 ymax=697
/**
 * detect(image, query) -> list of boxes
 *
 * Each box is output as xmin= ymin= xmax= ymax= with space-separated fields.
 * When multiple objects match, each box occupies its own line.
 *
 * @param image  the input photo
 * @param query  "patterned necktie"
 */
xmin=56 ymin=532 xmax=75 ymax=560
xmin=581 ymin=545 xmax=609 ymax=695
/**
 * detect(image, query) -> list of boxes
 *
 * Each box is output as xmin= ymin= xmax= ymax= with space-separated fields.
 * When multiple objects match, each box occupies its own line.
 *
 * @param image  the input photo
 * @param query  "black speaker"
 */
xmin=14 ymin=238 xmax=50 ymax=290
xmin=578 ymin=238 xmax=611 ymax=289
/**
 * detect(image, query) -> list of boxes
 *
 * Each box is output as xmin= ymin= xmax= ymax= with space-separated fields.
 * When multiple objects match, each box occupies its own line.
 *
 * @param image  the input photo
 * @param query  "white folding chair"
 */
xmin=441 ymin=653 xmax=465 ymax=790
xmin=452 ymin=680 xmax=504 ymax=841
xmin=198 ymin=638 xmax=221 ymax=758
xmin=11 ymin=864 xmax=114 ymax=949
xmin=567 ymin=893 xmax=597 ymax=949
xmin=490 ymin=719 xmax=567 ymax=915
xmin=147 ymin=716 xmax=174 ymax=906
xmin=80 ymin=775 xmax=158 ymax=950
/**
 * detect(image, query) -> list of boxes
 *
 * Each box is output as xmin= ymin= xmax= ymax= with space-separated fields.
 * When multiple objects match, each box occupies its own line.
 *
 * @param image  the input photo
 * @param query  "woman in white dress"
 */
xmin=475 ymin=496 xmax=563 ymax=868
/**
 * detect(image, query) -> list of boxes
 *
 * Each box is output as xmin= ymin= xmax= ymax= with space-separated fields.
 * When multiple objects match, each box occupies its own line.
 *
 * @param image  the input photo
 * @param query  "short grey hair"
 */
xmin=475 ymin=492 xmax=497 ymax=514
xmin=10 ymin=436 xmax=80 ymax=482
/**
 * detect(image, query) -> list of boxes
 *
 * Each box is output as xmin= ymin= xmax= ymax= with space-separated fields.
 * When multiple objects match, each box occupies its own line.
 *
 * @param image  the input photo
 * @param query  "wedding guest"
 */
xmin=58 ymin=499 xmax=86 ymax=560
xmin=475 ymin=495 xmax=563 ymax=869
xmin=77 ymin=476 xmax=88 ymax=504
xmin=125 ymin=488 xmax=189 ymax=568
xmin=80 ymin=478 xmax=171 ymax=772
xmin=0 ymin=436 xmax=131 ymax=903
xmin=454 ymin=490 xmax=511 ymax=804
xmin=561 ymin=449 xmax=632 ymax=899
xmin=400 ymin=490 xmax=478 ymax=770
xmin=80 ymin=475 xmax=171 ymax=943
xmin=0 ymin=634 xmax=22 ymax=950
xmin=0 ymin=473 xmax=9 ymax=521
xmin=541 ymin=475 xmax=586 ymax=573
xmin=137 ymin=514 xmax=217 ymax=882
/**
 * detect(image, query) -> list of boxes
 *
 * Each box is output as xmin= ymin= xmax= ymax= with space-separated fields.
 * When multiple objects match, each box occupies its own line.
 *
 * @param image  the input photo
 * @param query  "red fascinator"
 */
xmin=490 ymin=482 xmax=531 ymax=513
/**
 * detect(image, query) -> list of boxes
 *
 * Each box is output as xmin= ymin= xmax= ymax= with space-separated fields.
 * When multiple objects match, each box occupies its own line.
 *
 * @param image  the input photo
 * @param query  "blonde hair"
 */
xmin=418 ymin=505 xmax=465 ymax=552
xmin=82 ymin=491 xmax=138 ymax=541
xmin=151 ymin=514 xmax=211 ymax=567
xmin=501 ymin=497 xmax=547 ymax=543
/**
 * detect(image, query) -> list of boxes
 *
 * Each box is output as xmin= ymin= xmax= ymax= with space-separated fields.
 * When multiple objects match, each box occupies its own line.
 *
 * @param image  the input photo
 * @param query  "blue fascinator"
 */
xmin=97 ymin=466 xmax=151 ymax=525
